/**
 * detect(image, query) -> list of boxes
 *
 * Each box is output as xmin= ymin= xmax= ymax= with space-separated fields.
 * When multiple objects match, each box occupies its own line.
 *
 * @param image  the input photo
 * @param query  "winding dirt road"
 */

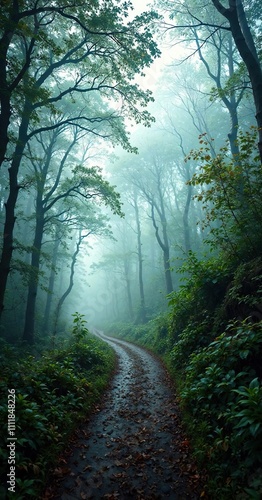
xmin=50 ymin=334 xmax=203 ymax=499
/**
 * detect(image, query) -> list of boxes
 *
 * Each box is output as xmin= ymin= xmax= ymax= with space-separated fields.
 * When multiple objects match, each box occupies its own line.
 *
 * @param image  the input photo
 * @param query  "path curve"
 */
xmin=50 ymin=334 xmax=202 ymax=499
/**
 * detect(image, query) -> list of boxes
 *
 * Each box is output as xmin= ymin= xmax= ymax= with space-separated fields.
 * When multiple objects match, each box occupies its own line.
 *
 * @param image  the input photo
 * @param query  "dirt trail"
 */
xmin=49 ymin=334 xmax=203 ymax=499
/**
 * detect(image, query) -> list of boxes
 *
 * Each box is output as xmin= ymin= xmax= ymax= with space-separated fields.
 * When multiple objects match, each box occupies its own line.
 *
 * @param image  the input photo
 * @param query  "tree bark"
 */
xmin=158 ymin=186 xmax=173 ymax=294
xmin=0 ymin=5 xmax=17 ymax=167
xmin=211 ymin=0 xmax=262 ymax=161
xmin=194 ymin=28 xmax=241 ymax=157
xmin=123 ymin=257 xmax=134 ymax=321
xmin=151 ymin=203 xmax=173 ymax=295
xmin=22 ymin=210 xmax=44 ymax=344
xmin=183 ymin=182 xmax=192 ymax=253
xmin=53 ymin=231 xmax=84 ymax=334
xmin=0 ymin=106 xmax=30 ymax=317
xmin=133 ymin=192 xmax=146 ymax=322
xmin=42 ymin=236 xmax=60 ymax=336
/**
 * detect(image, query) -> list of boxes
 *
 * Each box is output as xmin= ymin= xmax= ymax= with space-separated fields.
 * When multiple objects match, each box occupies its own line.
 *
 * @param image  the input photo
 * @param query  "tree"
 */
xmin=107 ymin=169 xmax=147 ymax=322
xmin=210 ymin=0 xmax=262 ymax=160
xmin=21 ymin=126 xmax=74 ymax=343
xmin=131 ymin=189 xmax=147 ymax=322
xmin=162 ymin=0 xmax=262 ymax=160
xmin=129 ymin=151 xmax=174 ymax=295
xmin=188 ymin=127 xmax=262 ymax=260
xmin=91 ymin=241 xmax=136 ymax=323
xmin=53 ymin=218 xmax=110 ymax=336
xmin=41 ymin=224 xmax=62 ymax=337
xmin=0 ymin=0 xmax=160 ymax=318
xmin=194 ymin=28 xmax=247 ymax=156
xmin=22 ymin=157 xmax=123 ymax=343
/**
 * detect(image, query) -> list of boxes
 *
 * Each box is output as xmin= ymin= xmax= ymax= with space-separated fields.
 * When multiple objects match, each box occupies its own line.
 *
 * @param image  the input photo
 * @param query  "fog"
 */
xmin=0 ymin=0 xmax=257 ymax=343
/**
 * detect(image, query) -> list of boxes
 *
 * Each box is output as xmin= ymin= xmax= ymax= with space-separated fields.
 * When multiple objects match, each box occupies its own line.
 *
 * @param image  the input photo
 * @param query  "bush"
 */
xmin=170 ymin=317 xmax=213 ymax=370
xmin=180 ymin=320 xmax=262 ymax=498
xmin=0 ymin=328 xmax=115 ymax=499
xmin=168 ymin=252 xmax=232 ymax=346
xmin=107 ymin=314 xmax=171 ymax=355
xmin=188 ymin=127 xmax=262 ymax=261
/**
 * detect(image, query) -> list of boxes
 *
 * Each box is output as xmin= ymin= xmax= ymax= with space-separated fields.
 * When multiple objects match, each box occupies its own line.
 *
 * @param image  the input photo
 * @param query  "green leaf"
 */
xmin=250 ymin=378 xmax=260 ymax=389
xmin=250 ymin=423 xmax=261 ymax=436
xmin=239 ymin=350 xmax=250 ymax=359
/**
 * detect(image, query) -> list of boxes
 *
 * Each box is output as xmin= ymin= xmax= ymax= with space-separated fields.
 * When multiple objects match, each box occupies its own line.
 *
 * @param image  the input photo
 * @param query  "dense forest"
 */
xmin=0 ymin=0 xmax=262 ymax=498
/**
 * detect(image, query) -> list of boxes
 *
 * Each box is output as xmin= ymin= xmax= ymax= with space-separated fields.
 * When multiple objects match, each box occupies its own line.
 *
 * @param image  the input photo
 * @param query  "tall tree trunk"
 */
xmin=163 ymin=248 xmax=173 ymax=295
xmin=133 ymin=192 xmax=146 ymax=322
xmin=53 ymin=231 xmax=82 ymax=334
xmin=158 ymin=188 xmax=173 ymax=294
xmin=212 ymin=0 xmax=262 ymax=161
xmin=23 ymin=128 xmax=69 ymax=341
xmin=22 ymin=207 xmax=44 ymax=344
xmin=183 ymin=182 xmax=192 ymax=253
xmin=112 ymin=276 xmax=120 ymax=320
xmin=194 ymin=28 xmax=241 ymax=157
xmin=0 ymin=69 xmax=11 ymax=167
xmin=151 ymin=203 xmax=173 ymax=295
xmin=0 ymin=108 xmax=30 ymax=317
xmin=0 ymin=4 xmax=36 ymax=167
xmin=227 ymin=35 xmax=241 ymax=158
xmin=0 ymin=13 xmax=15 ymax=167
xmin=123 ymin=258 xmax=134 ymax=320
xmin=42 ymin=235 xmax=60 ymax=336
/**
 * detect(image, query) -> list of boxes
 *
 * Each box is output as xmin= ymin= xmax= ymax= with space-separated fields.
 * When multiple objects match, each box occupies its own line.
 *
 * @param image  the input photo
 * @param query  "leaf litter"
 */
xmin=43 ymin=336 xmax=207 ymax=499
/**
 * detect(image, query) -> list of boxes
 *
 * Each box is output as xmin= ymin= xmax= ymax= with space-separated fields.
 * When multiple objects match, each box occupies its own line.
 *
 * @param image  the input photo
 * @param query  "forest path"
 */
xmin=48 ymin=334 xmax=203 ymax=499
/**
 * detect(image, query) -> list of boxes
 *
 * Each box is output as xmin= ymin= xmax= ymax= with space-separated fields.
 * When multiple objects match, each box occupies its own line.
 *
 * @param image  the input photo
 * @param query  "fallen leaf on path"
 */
xmin=82 ymin=464 xmax=92 ymax=472
xmin=114 ymin=460 xmax=122 ymax=467
xmin=53 ymin=467 xmax=71 ymax=477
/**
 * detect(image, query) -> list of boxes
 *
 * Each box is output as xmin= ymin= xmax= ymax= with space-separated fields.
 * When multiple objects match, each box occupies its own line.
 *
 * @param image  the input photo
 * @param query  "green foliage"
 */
xmin=3 ymin=0 xmax=160 ymax=141
xmin=187 ymin=127 xmax=262 ymax=261
xmin=179 ymin=321 xmax=262 ymax=497
xmin=164 ymin=249 xmax=262 ymax=497
xmin=71 ymin=312 xmax=89 ymax=342
xmin=61 ymin=165 xmax=124 ymax=218
xmin=170 ymin=318 xmax=213 ymax=370
xmin=168 ymin=251 xmax=232 ymax=346
xmin=209 ymin=62 xmax=248 ymax=103
xmin=151 ymin=314 xmax=171 ymax=354
xmin=105 ymin=314 xmax=171 ymax=355
xmin=0 ymin=327 xmax=115 ymax=499
xmin=106 ymin=321 xmax=151 ymax=345
xmin=112 ymin=247 xmax=262 ymax=498
xmin=223 ymin=257 xmax=262 ymax=323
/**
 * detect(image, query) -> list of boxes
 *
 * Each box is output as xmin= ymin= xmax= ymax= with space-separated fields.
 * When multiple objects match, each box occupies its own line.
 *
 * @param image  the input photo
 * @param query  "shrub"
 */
xmin=188 ymin=127 xmax=262 ymax=261
xmin=0 ymin=326 xmax=115 ymax=499
xmin=168 ymin=252 xmax=232 ymax=346
xmin=180 ymin=320 xmax=262 ymax=498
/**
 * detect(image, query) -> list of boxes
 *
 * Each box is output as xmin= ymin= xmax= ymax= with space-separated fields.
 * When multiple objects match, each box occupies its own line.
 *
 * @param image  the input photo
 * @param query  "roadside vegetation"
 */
xmin=0 ymin=314 xmax=115 ymax=499
xmin=106 ymin=131 xmax=262 ymax=499
xmin=107 ymin=257 xmax=262 ymax=498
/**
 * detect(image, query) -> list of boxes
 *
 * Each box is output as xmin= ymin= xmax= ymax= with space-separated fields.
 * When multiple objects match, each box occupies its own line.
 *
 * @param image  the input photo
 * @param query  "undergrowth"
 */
xmin=0 ymin=314 xmax=115 ymax=499
xmin=107 ymin=255 xmax=262 ymax=499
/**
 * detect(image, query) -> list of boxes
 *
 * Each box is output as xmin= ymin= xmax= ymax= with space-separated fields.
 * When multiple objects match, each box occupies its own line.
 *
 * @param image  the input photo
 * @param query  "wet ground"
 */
xmin=46 ymin=334 xmax=203 ymax=499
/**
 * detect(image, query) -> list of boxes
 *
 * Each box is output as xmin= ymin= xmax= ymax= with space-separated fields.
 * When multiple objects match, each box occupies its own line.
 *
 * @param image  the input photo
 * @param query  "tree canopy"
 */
xmin=0 ymin=0 xmax=160 ymax=320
